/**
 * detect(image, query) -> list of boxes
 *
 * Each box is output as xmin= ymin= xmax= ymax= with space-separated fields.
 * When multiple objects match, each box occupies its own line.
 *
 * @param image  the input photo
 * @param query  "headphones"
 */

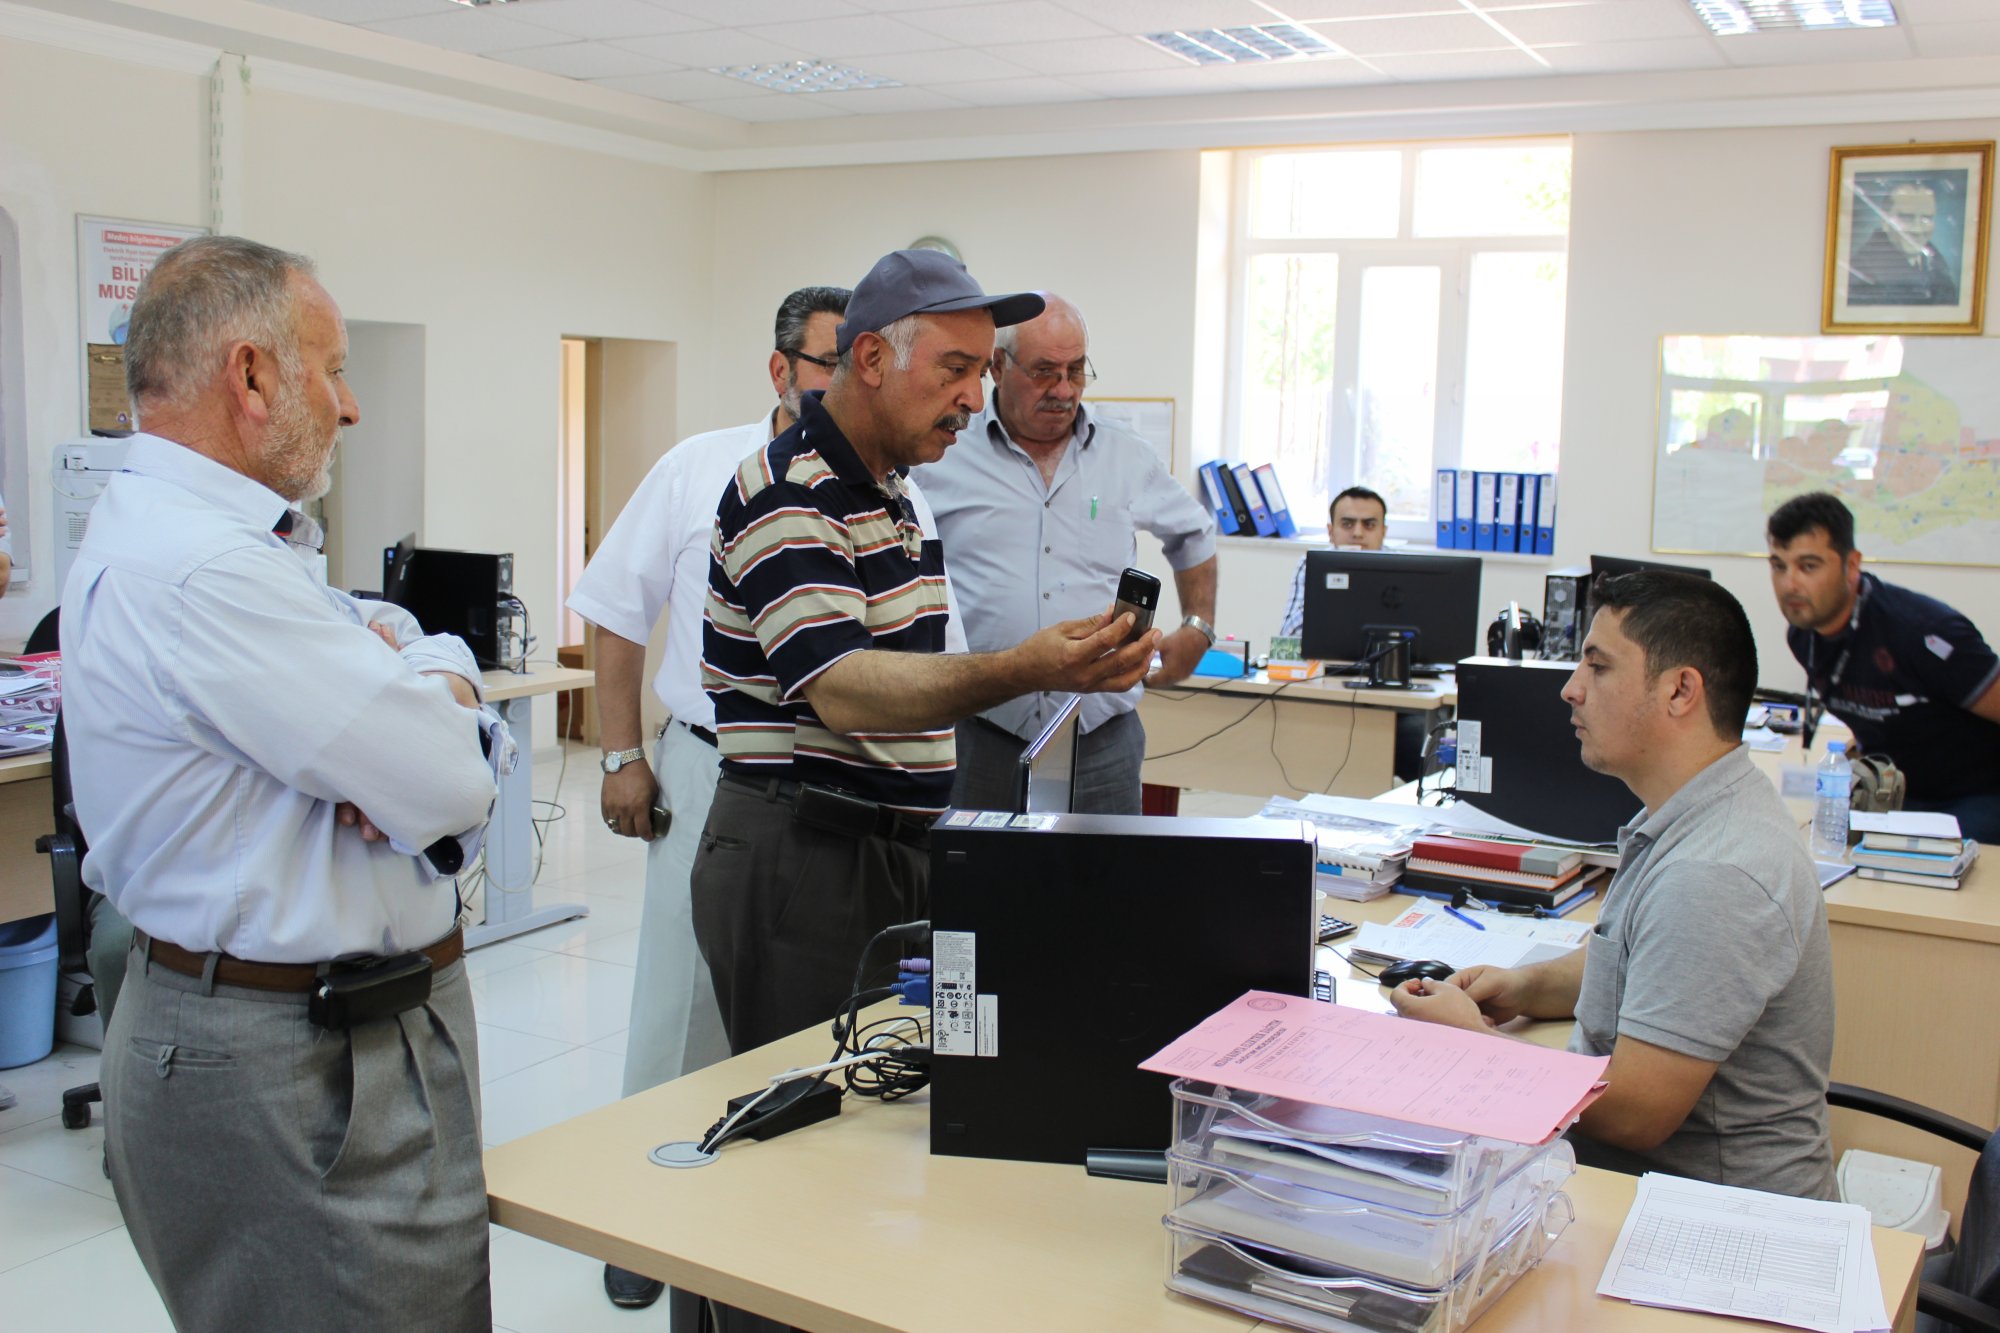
xmin=1485 ymin=602 xmax=1544 ymax=660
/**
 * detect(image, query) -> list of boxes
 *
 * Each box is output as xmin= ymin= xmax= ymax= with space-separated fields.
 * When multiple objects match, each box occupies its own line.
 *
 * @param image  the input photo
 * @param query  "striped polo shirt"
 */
xmin=701 ymin=392 xmax=955 ymax=813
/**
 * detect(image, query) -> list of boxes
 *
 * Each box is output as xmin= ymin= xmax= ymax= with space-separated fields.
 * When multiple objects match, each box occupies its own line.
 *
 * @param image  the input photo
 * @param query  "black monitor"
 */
xmin=1589 ymin=553 xmax=1712 ymax=582
xmin=381 ymin=533 xmax=417 ymax=606
xmin=1301 ymin=550 xmax=1483 ymax=669
xmin=1453 ymin=657 xmax=1642 ymax=845
xmin=1014 ymin=694 xmax=1081 ymax=814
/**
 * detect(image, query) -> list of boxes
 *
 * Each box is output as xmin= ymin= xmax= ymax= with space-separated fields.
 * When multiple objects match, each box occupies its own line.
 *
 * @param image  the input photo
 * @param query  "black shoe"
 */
xmin=603 ymin=1263 xmax=666 ymax=1310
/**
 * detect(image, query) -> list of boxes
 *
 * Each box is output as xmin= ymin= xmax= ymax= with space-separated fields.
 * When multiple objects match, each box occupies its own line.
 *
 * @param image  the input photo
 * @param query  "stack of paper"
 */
xmin=1848 ymin=811 xmax=1978 ymax=889
xmin=0 ymin=663 xmax=58 ymax=756
xmin=1258 ymin=796 xmax=1423 ymax=902
xmin=1598 ymin=1173 xmax=1890 ymax=1333
xmin=1347 ymin=900 xmax=1591 ymax=972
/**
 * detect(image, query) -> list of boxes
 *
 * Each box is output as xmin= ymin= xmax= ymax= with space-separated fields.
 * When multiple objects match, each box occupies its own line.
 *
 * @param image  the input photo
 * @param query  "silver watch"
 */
xmin=1181 ymin=614 xmax=1217 ymax=644
xmin=600 ymin=747 xmax=646 ymax=774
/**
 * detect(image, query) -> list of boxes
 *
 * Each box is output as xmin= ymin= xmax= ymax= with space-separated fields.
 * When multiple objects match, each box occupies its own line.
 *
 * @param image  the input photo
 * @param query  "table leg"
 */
xmin=467 ymin=694 xmax=589 ymax=950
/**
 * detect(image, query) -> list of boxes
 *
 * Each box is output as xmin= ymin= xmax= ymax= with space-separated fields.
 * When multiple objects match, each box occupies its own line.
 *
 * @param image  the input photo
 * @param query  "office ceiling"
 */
xmin=248 ymin=0 xmax=1995 ymax=126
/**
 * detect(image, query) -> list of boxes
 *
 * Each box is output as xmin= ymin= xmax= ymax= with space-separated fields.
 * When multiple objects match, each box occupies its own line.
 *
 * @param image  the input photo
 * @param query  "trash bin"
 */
xmin=0 ymin=913 xmax=59 ymax=1069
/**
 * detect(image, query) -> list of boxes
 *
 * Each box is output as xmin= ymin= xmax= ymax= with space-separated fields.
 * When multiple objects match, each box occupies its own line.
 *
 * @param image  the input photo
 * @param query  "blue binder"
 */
xmin=1516 ymin=475 xmax=1539 ymax=552
xmin=1233 ymin=463 xmax=1278 ymax=536
xmin=1474 ymin=472 xmax=1498 ymax=552
xmin=1251 ymin=464 xmax=1298 ymax=538
xmin=1434 ymin=469 xmax=1457 ymax=548
xmin=1453 ymin=469 xmax=1476 ymax=549
xmin=1534 ymin=473 xmax=1557 ymax=555
xmin=1197 ymin=461 xmax=1241 ymax=535
xmin=1496 ymin=472 xmax=1521 ymax=552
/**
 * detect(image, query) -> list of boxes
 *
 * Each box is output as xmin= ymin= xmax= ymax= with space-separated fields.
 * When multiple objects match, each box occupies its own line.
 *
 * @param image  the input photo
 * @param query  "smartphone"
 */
xmin=649 ymin=804 xmax=671 ymax=838
xmin=1111 ymin=567 xmax=1161 ymax=640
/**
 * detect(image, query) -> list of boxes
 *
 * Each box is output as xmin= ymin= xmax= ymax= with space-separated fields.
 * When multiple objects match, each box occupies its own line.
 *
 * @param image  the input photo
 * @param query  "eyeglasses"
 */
xmin=1003 ymin=353 xmax=1096 ymax=389
xmin=784 ymin=349 xmax=838 ymax=370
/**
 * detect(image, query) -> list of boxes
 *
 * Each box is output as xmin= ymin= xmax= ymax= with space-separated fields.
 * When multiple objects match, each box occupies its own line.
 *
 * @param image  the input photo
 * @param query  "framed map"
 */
xmin=1653 ymin=334 xmax=2000 ymax=567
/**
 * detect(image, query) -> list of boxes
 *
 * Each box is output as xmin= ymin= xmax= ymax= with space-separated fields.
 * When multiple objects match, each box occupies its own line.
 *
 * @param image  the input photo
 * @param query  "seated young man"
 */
xmin=1393 ymin=571 xmax=1835 ymax=1199
xmin=1274 ymin=485 xmax=1386 ymax=640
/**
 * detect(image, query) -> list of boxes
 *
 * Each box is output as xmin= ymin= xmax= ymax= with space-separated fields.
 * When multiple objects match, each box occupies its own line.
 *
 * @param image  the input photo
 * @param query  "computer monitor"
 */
xmin=380 ymin=533 xmax=417 ymax=606
xmin=1589 ymin=553 xmax=1712 ymax=582
xmin=1301 ymin=550 xmax=1483 ymax=669
xmin=1454 ymin=657 xmax=1642 ymax=845
xmin=1014 ymin=694 xmax=1081 ymax=814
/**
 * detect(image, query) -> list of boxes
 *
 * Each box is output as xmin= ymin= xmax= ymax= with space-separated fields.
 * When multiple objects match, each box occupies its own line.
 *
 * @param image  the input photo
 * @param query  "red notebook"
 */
xmin=1409 ymin=835 xmax=1582 ymax=878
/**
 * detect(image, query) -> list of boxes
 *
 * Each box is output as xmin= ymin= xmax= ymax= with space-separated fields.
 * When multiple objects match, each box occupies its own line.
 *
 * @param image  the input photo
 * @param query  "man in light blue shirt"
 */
xmin=914 ymin=294 xmax=1217 ymax=812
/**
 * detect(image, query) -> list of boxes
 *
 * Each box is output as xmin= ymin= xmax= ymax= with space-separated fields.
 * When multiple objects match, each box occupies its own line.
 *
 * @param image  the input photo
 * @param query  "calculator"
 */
xmin=1316 ymin=914 xmax=1357 ymax=944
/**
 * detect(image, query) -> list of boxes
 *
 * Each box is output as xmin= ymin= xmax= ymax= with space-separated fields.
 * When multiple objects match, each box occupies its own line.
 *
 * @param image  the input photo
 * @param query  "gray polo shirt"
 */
xmin=1569 ymin=745 xmax=1836 ymax=1199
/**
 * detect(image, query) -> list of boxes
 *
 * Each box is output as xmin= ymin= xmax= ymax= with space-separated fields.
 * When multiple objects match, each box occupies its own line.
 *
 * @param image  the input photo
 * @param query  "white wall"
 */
xmin=325 ymin=319 xmax=424 ymax=594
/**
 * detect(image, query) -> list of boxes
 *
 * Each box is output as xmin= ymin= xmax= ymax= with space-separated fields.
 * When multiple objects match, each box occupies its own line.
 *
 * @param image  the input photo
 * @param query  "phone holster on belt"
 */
xmin=309 ymin=952 xmax=434 ymax=1031
xmin=792 ymin=784 xmax=880 ymax=839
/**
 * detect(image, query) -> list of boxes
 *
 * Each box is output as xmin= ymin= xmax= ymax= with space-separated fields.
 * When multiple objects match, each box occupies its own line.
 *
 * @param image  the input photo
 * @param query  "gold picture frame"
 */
xmin=1823 ymin=141 xmax=1992 ymax=335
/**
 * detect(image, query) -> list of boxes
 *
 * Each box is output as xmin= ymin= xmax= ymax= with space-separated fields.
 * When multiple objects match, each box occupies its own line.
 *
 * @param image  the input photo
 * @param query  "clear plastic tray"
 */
xmin=1171 ymin=1079 xmax=1552 ymax=1216
xmin=1167 ymin=1138 xmax=1573 ymax=1289
xmin=1165 ymin=1190 xmax=1573 ymax=1333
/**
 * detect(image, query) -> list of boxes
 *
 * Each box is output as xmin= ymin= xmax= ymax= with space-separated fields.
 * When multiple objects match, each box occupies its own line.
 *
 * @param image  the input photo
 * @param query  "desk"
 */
xmin=485 ymin=1010 xmax=1925 ymax=1333
xmin=470 ymin=665 xmax=595 ymax=950
xmin=1139 ymin=673 xmax=1452 ymax=801
xmin=0 ymin=752 xmax=53 ymax=925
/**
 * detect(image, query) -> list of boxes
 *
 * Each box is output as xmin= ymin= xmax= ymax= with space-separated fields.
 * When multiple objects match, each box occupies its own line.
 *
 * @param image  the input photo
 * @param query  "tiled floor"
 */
xmin=0 ymin=745 xmax=1251 ymax=1330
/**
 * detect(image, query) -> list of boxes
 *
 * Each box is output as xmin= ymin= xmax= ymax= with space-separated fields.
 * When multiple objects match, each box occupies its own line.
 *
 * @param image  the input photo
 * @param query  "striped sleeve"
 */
xmin=719 ymin=479 xmax=874 ymax=703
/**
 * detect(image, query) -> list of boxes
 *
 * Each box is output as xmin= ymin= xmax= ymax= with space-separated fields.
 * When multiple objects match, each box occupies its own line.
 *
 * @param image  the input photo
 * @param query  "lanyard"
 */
xmin=1807 ymin=577 xmax=1872 ymax=692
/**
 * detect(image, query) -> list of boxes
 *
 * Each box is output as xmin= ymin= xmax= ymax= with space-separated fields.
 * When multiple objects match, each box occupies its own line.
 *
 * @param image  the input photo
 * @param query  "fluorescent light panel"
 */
xmin=1142 ymin=24 xmax=1338 ymax=65
xmin=713 ymin=60 xmax=902 ymax=93
xmin=1686 ymin=0 xmax=1898 ymax=36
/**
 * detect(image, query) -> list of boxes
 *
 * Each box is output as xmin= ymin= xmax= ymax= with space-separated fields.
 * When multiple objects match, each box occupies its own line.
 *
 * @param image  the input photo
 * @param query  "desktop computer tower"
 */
xmin=382 ymin=544 xmax=520 ymax=669
xmin=1541 ymin=568 xmax=1591 ymax=661
xmin=1454 ymin=657 xmax=1642 ymax=845
xmin=927 ymin=813 xmax=1315 ymax=1166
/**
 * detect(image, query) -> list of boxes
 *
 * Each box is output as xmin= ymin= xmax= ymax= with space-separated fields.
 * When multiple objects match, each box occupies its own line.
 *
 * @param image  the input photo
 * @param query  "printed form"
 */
xmin=1598 ymin=1174 xmax=1890 ymax=1333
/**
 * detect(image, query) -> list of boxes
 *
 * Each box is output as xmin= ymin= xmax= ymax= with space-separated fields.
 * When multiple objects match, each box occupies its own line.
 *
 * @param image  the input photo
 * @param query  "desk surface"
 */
xmin=0 ymin=752 xmax=51 ymax=785
xmin=480 ymin=664 xmax=594 ymax=702
xmin=485 ymin=1012 xmax=1923 ymax=1333
xmin=1158 ymin=669 xmax=1455 ymax=713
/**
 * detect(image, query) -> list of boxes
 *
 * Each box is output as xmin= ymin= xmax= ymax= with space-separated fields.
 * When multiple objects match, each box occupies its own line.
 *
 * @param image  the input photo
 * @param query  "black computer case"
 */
xmin=1454 ymin=657 xmax=1642 ymax=845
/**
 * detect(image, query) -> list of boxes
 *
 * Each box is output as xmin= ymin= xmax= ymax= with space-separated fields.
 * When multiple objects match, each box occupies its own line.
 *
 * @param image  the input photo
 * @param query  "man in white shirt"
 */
xmin=65 ymin=236 xmax=502 ymax=1331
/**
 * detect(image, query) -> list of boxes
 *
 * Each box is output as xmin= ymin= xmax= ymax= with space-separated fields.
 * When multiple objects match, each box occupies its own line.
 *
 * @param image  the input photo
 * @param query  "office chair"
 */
xmin=1829 ymin=1082 xmax=1999 ymax=1333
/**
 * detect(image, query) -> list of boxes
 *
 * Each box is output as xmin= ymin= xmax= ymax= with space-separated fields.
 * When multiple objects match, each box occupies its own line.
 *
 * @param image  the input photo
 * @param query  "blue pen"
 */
xmin=1443 ymin=904 xmax=1485 ymax=931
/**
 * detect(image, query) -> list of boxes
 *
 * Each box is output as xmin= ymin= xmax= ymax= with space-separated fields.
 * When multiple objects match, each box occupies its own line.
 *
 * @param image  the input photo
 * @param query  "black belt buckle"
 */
xmin=308 ymin=952 xmax=434 ymax=1030
xmin=792 ymin=783 xmax=881 ymax=839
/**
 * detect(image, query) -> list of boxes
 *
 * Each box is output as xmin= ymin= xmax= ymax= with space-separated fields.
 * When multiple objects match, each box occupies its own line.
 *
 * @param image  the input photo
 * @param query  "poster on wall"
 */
xmin=75 ymin=216 xmax=208 ymax=432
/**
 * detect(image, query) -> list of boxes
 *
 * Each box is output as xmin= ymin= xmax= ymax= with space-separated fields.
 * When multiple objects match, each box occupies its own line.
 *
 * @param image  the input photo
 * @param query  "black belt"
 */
xmin=719 ymin=774 xmax=934 ymax=849
xmin=680 ymin=721 xmax=717 ymax=748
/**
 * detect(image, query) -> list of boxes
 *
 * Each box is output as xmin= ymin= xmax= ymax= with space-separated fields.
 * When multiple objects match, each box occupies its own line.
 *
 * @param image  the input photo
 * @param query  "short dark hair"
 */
xmin=1329 ymin=486 xmax=1387 ymax=521
xmin=1590 ymin=570 xmax=1757 ymax=741
xmin=1767 ymin=492 xmax=1854 ymax=558
xmin=774 ymin=286 xmax=851 ymax=354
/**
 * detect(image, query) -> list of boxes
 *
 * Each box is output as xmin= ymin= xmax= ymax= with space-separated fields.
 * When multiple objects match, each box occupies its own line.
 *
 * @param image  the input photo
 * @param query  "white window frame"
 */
xmin=1220 ymin=140 xmax=1570 ymax=544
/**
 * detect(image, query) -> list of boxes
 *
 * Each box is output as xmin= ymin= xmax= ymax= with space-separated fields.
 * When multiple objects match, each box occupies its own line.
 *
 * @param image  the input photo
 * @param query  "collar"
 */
xmin=792 ymin=390 xmax=908 ymax=495
xmin=121 ymin=433 xmax=292 ymax=535
xmin=1624 ymin=745 xmax=1757 ymax=847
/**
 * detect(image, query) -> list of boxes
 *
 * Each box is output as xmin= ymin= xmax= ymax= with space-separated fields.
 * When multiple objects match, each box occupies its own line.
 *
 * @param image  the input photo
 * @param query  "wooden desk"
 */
xmin=485 ymin=1013 xmax=1923 ymax=1333
xmin=0 ymin=752 xmax=54 ymax=925
xmin=1140 ymin=673 xmax=1451 ymax=801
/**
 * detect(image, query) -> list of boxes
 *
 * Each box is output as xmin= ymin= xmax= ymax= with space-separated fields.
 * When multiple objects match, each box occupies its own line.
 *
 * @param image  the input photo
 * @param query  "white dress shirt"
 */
xmin=63 ymin=435 xmax=498 ymax=962
xmin=568 ymin=410 xmax=964 ymax=729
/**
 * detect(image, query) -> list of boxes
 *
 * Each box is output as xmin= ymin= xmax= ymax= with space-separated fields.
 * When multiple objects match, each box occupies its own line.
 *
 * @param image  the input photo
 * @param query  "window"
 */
xmin=1215 ymin=141 xmax=1571 ymax=541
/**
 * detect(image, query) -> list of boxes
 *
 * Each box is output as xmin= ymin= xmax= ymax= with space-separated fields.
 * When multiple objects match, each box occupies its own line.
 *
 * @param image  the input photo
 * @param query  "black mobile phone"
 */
xmin=1111 ymin=567 xmax=1161 ymax=639
xmin=649 ymin=804 xmax=671 ymax=839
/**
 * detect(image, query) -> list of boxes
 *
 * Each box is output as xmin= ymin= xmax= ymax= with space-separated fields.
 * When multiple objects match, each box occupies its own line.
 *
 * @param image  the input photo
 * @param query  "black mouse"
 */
xmin=1378 ymin=958 xmax=1456 ymax=989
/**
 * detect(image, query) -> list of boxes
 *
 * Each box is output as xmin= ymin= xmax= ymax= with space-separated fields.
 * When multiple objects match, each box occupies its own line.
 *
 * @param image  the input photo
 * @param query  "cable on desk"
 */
xmin=1319 ymin=694 xmax=1359 ymax=795
xmin=1144 ymin=678 xmax=1301 ymax=763
xmin=1326 ymin=945 xmax=1385 ymax=981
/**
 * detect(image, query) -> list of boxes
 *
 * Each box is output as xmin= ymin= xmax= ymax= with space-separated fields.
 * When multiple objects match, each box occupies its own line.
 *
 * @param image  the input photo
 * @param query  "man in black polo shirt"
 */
xmin=693 ymin=250 xmax=1160 ymax=1054
xmin=1767 ymin=491 xmax=2000 ymax=842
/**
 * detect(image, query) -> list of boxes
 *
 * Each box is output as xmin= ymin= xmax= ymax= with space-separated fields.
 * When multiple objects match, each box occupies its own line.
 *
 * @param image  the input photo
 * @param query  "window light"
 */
xmin=1142 ymin=24 xmax=1339 ymax=65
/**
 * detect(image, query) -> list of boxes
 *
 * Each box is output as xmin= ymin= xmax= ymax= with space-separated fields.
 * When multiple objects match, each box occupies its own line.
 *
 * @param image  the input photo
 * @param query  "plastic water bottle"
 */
xmin=1811 ymin=741 xmax=1852 ymax=860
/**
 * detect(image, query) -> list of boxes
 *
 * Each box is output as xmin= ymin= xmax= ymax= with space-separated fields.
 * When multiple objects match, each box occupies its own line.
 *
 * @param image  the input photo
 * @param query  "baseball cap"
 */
xmin=835 ymin=249 xmax=1045 ymax=356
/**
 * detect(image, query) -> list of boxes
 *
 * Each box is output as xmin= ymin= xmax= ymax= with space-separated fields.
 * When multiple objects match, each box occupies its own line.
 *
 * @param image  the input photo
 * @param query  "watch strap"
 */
xmin=600 ymin=746 xmax=646 ymax=774
xmin=1181 ymin=614 xmax=1217 ymax=644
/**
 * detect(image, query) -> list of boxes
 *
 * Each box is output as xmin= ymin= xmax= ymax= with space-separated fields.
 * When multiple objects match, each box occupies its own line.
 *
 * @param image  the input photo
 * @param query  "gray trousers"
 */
xmin=103 ymin=941 xmax=490 ymax=1332
xmin=621 ymin=724 xmax=731 ymax=1097
xmin=950 ymin=708 xmax=1146 ymax=815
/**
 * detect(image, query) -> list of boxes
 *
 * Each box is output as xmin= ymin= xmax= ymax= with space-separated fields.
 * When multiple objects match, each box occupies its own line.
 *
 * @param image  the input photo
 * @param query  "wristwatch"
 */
xmin=1181 ymin=614 xmax=1217 ymax=645
xmin=600 ymin=747 xmax=646 ymax=774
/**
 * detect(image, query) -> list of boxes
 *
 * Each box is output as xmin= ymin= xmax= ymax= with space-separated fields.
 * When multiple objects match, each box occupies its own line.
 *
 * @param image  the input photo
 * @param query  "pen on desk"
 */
xmin=1443 ymin=903 xmax=1485 ymax=931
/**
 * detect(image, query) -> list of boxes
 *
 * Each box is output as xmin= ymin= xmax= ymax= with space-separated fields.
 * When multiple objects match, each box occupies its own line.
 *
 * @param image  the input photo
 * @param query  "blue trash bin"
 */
xmin=0 ymin=913 xmax=59 ymax=1069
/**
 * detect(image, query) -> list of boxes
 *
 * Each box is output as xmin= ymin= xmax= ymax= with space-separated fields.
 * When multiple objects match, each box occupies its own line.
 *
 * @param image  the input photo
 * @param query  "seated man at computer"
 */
xmin=1767 ymin=491 xmax=2000 ymax=843
xmin=1393 ymin=571 xmax=1836 ymax=1199
xmin=1275 ymin=485 xmax=1386 ymax=639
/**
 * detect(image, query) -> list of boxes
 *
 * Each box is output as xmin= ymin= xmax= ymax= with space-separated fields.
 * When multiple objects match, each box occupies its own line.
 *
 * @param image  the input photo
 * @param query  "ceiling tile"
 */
xmin=502 ymin=0 xmax=714 ymax=41
xmin=1080 ymin=66 xmax=1248 ymax=97
xmin=1217 ymin=55 xmax=1392 ymax=90
xmin=797 ymin=85 xmax=976 ymax=113
xmin=590 ymin=67 xmax=763 ymax=98
xmin=677 ymin=93 xmax=856 ymax=120
xmin=841 ymin=0 xmax=989 ymax=8
xmin=1482 ymin=1 xmax=1706 ymax=45
xmin=1043 ymin=0 xmax=1278 ymax=32
xmin=1287 ymin=0 xmax=1467 ymax=17
xmin=1307 ymin=13 xmax=1520 ymax=54
xmin=361 ymin=9 xmax=563 ymax=54
xmin=658 ymin=0 xmax=863 ymax=21
xmin=1910 ymin=18 xmax=2000 ymax=56
xmin=980 ymin=34 xmax=1185 ymax=75
xmin=836 ymin=47 xmax=1040 ymax=81
xmin=609 ymin=27 xmax=812 ymax=66
xmin=256 ymin=0 xmax=457 ymax=23
xmin=901 ymin=1 xmax=1117 ymax=46
xmin=942 ymin=75 xmax=1109 ymax=105
xmin=1532 ymin=33 xmax=1726 ymax=71
xmin=1365 ymin=45 xmax=1548 ymax=76
xmin=740 ymin=13 xmax=952 ymax=57
xmin=1712 ymin=26 xmax=1914 ymax=64
xmin=1895 ymin=0 xmax=2000 ymax=20
xmin=488 ymin=40 xmax=671 ymax=78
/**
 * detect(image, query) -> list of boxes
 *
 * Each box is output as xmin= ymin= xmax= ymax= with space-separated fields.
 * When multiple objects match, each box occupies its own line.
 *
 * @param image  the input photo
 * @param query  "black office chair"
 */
xmin=1829 ymin=1082 xmax=2000 ymax=1332
xmin=25 ymin=609 xmax=102 ymax=1130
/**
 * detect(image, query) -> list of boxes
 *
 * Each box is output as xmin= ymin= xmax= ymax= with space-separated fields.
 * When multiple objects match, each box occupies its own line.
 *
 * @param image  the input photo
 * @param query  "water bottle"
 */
xmin=1811 ymin=741 xmax=1852 ymax=860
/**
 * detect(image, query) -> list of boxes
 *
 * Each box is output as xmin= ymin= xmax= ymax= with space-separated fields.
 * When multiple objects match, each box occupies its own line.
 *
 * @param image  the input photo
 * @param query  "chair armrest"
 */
xmin=1828 ymin=1082 xmax=1991 ymax=1155
xmin=41 ymin=831 xmax=90 ymax=974
xmin=1918 ymin=1281 xmax=2000 ymax=1333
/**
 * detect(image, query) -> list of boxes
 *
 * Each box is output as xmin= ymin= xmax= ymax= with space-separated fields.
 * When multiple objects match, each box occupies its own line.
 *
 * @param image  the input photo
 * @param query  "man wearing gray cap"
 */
xmin=692 ymin=249 xmax=1160 ymax=1054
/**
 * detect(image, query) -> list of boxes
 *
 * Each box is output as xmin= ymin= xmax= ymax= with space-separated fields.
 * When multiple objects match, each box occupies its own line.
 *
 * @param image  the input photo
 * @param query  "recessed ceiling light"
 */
xmin=713 ymin=60 xmax=902 ymax=93
xmin=1142 ymin=24 xmax=1339 ymax=66
xmin=1686 ymin=0 xmax=1898 ymax=36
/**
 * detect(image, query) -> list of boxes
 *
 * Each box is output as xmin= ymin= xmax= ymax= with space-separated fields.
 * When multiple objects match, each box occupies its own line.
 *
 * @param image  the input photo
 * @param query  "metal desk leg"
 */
xmin=466 ymin=693 xmax=589 ymax=950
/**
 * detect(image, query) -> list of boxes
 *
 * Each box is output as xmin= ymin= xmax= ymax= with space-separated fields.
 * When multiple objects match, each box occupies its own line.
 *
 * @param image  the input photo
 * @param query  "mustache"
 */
xmin=937 ymin=412 xmax=971 ymax=433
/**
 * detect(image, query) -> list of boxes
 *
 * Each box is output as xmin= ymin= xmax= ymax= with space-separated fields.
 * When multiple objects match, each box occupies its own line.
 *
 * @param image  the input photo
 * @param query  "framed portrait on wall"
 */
xmin=1823 ymin=141 xmax=1992 ymax=335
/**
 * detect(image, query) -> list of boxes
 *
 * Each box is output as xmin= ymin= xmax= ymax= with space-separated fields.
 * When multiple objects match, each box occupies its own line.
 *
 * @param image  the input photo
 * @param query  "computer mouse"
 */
xmin=1378 ymin=958 xmax=1457 ymax=989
